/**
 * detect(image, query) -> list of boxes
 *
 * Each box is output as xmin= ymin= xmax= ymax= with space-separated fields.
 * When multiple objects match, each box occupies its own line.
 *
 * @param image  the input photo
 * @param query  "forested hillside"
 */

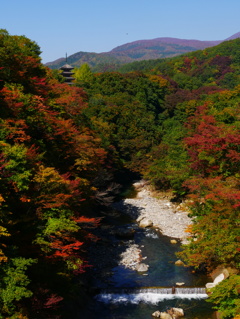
xmin=0 ymin=29 xmax=109 ymax=318
xmin=45 ymin=33 xmax=240 ymax=71
xmin=74 ymin=39 xmax=240 ymax=319
xmin=0 ymin=29 xmax=239 ymax=318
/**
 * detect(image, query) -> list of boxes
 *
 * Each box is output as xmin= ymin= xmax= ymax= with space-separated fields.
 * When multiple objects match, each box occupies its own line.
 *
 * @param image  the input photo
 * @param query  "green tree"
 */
xmin=145 ymin=118 xmax=189 ymax=193
xmin=207 ymin=275 xmax=240 ymax=319
xmin=74 ymin=63 xmax=94 ymax=87
xmin=0 ymin=257 xmax=36 ymax=317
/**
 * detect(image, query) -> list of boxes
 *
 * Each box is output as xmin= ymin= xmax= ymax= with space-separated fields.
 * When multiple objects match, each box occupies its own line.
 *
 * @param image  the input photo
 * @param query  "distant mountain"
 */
xmin=225 ymin=31 xmax=240 ymax=40
xmin=46 ymin=33 xmax=240 ymax=70
xmin=110 ymin=37 xmax=221 ymax=53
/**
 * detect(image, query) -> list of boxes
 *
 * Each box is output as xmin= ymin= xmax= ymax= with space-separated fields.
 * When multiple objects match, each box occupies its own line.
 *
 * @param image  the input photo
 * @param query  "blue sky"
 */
xmin=1 ymin=0 xmax=240 ymax=63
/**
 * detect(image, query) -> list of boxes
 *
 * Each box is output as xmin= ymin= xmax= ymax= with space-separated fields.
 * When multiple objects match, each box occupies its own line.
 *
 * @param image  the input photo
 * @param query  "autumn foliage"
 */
xmin=0 ymin=29 xmax=106 ymax=317
xmin=1 ymin=29 xmax=240 ymax=318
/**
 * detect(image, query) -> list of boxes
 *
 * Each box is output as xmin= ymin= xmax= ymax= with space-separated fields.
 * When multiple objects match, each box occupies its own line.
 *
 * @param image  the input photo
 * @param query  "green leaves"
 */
xmin=207 ymin=275 xmax=240 ymax=319
xmin=74 ymin=63 xmax=94 ymax=86
xmin=1 ymin=142 xmax=32 ymax=191
xmin=0 ymin=257 xmax=36 ymax=315
xmin=0 ymin=30 xmax=105 ymax=316
xmin=44 ymin=217 xmax=79 ymax=236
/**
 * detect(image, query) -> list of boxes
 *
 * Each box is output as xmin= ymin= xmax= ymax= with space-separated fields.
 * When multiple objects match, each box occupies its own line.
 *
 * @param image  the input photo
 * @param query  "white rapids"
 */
xmin=96 ymin=287 xmax=208 ymax=304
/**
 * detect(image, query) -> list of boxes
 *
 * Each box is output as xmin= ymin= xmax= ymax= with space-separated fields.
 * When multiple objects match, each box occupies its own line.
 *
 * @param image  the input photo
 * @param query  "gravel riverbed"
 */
xmin=114 ymin=181 xmax=192 ymax=243
xmin=113 ymin=181 xmax=193 ymax=270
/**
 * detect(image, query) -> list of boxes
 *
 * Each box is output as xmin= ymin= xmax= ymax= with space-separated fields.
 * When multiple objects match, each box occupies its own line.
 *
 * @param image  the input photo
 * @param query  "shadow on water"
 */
xmin=82 ymin=201 xmax=215 ymax=319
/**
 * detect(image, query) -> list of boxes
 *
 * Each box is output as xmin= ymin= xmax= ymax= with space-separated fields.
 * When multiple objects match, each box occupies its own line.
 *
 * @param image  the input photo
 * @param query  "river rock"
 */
xmin=152 ymin=310 xmax=161 ymax=318
xmin=206 ymin=270 xmax=226 ymax=290
xmin=159 ymin=312 xmax=172 ymax=319
xmin=206 ymin=282 xmax=216 ymax=289
xmin=176 ymin=282 xmax=185 ymax=286
xmin=112 ymin=180 xmax=193 ymax=242
xmin=175 ymin=259 xmax=185 ymax=266
xmin=213 ymin=272 xmax=225 ymax=285
xmin=136 ymin=215 xmax=144 ymax=222
xmin=139 ymin=218 xmax=153 ymax=228
xmin=135 ymin=263 xmax=149 ymax=272
xmin=170 ymin=239 xmax=177 ymax=244
xmin=167 ymin=307 xmax=184 ymax=318
xmin=152 ymin=312 xmax=172 ymax=319
xmin=210 ymin=266 xmax=230 ymax=281
xmin=119 ymin=244 xmax=141 ymax=270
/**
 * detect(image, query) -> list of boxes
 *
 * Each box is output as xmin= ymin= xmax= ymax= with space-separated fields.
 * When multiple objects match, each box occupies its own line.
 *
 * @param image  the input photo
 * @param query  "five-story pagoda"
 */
xmin=59 ymin=55 xmax=74 ymax=84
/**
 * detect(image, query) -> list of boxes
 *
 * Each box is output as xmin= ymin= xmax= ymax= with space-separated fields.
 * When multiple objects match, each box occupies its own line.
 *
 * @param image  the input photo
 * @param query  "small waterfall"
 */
xmin=175 ymin=287 xmax=207 ymax=294
xmin=101 ymin=287 xmax=172 ymax=294
xmin=96 ymin=286 xmax=208 ymax=304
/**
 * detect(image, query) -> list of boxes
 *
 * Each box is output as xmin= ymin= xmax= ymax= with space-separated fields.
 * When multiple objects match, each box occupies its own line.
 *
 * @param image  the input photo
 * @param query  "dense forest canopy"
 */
xmin=0 ymin=29 xmax=239 ymax=318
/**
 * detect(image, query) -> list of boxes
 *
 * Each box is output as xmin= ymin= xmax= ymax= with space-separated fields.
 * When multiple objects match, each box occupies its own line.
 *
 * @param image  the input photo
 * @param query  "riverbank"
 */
xmin=87 ymin=181 xmax=193 ymax=280
xmin=85 ymin=182 xmax=215 ymax=319
xmin=113 ymin=180 xmax=192 ymax=244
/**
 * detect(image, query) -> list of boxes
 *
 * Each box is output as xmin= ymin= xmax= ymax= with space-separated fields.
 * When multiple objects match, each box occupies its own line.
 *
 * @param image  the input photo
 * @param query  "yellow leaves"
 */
xmin=184 ymin=225 xmax=193 ymax=233
xmin=0 ymin=251 xmax=8 ymax=263
xmin=0 ymin=141 xmax=8 ymax=147
xmin=184 ymin=100 xmax=198 ymax=117
xmin=33 ymin=165 xmax=70 ymax=190
xmin=90 ymin=116 xmax=114 ymax=138
xmin=74 ymin=158 xmax=93 ymax=171
xmin=0 ymin=226 xmax=10 ymax=237
xmin=148 ymin=75 xmax=169 ymax=87
xmin=203 ymin=49 xmax=208 ymax=56
xmin=232 ymin=83 xmax=240 ymax=96
xmin=0 ymin=194 xmax=5 ymax=204
xmin=218 ymin=89 xmax=234 ymax=100
xmin=0 ymin=226 xmax=10 ymax=264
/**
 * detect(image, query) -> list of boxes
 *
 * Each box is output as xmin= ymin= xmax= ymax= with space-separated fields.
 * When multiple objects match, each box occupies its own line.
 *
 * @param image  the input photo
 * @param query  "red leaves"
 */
xmin=184 ymin=104 xmax=240 ymax=176
xmin=2 ymin=119 xmax=31 ymax=143
xmin=50 ymin=80 xmax=88 ymax=116
xmin=43 ymin=293 xmax=63 ymax=309
xmin=180 ymin=101 xmax=240 ymax=269
xmin=73 ymin=216 xmax=101 ymax=228
xmin=32 ymin=288 xmax=63 ymax=311
xmin=51 ymin=239 xmax=83 ymax=258
xmin=37 ymin=193 xmax=72 ymax=209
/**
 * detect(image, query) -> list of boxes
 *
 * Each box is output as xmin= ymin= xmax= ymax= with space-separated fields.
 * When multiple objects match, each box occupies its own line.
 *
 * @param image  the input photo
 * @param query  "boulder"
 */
xmin=222 ymin=268 xmax=230 ymax=279
xmin=153 ymin=308 xmax=184 ymax=319
xmin=206 ymin=282 xmax=216 ymax=289
xmin=152 ymin=310 xmax=161 ymax=318
xmin=160 ymin=312 xmax=172 ymax=319
xmin=206 ymin=270 xmax=227 ymax=290
xmin=167 ymin=307 xmax=184 ymax=318
xmin=175 ymin=259 xmax=185 ymax=266
xmin=136 ymin=215 xmax=145 ymax=222
xmin=213 ymin=273 xmax=224 ymax=285
xmin=210 ymin=266 xmax=230 ymax=281
xmin=176 ymin=282 xmax=185 ymax=286
xmin=139 ymin=218 xmax=153 ymax=228
xmin=152 ymin=312 xmax=172 ymax=319
xmin=135 ymin=263 xmax=149 ymax=272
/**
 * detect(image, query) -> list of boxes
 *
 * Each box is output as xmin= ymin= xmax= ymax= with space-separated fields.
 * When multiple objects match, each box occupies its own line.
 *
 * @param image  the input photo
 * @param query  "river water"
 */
xmin=81 ymin=192 xmax=215 ymax=319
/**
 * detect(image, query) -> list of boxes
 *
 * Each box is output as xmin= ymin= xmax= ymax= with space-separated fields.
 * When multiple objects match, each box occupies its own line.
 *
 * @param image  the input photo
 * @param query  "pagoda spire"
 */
xmin=59 ymin=54 xmax=74 ymax=85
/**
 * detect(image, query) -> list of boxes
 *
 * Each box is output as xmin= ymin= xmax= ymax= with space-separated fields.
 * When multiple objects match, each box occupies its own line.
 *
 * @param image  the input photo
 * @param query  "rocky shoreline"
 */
xmin=114 ymin=180 xmax=192 ymax=243
xmin=113 ymin=180 xmax=193 ymax=271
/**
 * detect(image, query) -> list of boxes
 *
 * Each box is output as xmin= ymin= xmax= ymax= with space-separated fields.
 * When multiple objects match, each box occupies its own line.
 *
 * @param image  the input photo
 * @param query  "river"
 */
xmin=81 ymin=183 xmax=215 ymax=319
